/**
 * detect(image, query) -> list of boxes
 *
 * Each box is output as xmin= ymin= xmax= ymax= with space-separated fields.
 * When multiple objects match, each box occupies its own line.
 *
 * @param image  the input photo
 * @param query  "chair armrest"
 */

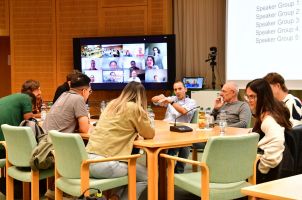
xmin=80 ymin=154 xmax=140 ymax=196
xmin=248 ymin=154 xmax=261 ymax=185
xmin=160 ymin=153 xmax=210 ymax=199
xmin=160 ymin=153 xmax=206 ymax=168
xmin=82 ymin=154 xmax=141 ymax=165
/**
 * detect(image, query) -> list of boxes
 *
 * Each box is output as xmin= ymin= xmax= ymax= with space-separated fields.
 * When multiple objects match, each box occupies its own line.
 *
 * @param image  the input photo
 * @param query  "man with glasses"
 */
xmin=212 ymin=81 xmax=251 ymax=128
xmin=43 ymin=73 xmax=92 ymax=134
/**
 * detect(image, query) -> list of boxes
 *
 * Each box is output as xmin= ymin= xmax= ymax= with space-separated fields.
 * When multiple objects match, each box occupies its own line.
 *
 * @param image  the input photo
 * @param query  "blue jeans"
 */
xmin=88 ymin=153 xmax=147 ymax=200
xmin=167 ymin=147 xmax=190 ymax=173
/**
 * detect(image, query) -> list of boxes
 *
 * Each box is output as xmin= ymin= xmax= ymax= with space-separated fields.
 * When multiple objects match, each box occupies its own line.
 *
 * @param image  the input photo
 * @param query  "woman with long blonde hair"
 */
xmin=86 ymin=81 xmax=155 ymax=200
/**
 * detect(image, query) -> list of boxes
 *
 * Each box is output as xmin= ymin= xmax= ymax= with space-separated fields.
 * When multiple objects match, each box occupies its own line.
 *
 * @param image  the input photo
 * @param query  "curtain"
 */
xmin=173 ymin=0 xmax=226 ymax=89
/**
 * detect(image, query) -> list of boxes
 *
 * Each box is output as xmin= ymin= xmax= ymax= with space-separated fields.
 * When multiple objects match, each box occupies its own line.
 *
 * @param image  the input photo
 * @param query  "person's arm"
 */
xmin=74 ymin=97 xmax=91 ymax=133
xmin=258 ymin=116 xmax=285 ymax=174
xmin=151 ymin=94 xmax=166 ymax=103
xmin=130 ymin=104 xmax=155 ymax=139
xmin=23 ymin=112 xmax=34 ymax=120
xmin=136 ymin=117 xmax=155 ymax=139
xmin=33 ymin=113 xmax=41 ymax=118
xmin=170 ymin=101 xmax=189 ymax=115
xmin=77 ymin=116 xmax=92 ymax=133
xmin=22 ymin=94 xmax=35 ymax=120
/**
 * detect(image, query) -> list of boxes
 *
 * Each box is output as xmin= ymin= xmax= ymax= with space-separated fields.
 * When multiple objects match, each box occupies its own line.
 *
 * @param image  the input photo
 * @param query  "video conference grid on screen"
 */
xmin=81 ymin=43 xmax=168 ymax=83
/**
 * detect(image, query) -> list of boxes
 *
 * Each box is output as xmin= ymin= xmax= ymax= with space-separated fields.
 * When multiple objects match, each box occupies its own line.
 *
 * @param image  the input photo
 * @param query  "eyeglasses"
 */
xmin=86 ymin=88 xmax=93 ymax=94
xmin=244 ymin=94 xmax=257 ymax=102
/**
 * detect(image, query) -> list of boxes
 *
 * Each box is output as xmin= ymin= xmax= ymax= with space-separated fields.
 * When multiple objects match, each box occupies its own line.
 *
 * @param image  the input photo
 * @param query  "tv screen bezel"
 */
xmin=73 ymin=34 xmax=176 ymax=90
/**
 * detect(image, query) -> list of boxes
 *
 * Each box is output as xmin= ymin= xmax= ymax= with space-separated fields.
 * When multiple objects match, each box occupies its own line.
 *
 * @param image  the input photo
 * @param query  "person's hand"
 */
xmin=156 ymin=94 xmax=166 ymax=101
xmin=158 ymin=96 xmax=173 ymax=106
xmin=214 ymin=96 xmax=224 ymax=110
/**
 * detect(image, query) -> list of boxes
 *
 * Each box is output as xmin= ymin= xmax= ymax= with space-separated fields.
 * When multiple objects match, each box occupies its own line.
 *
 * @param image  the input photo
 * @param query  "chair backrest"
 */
xmin=190 ymin=110 xmax=199 ymax=123
xmin=201 ymin=132 xmax=259 ymax=183
xmin=49 ymin=130 xmax=88 ymax=178
xmin=286 ymin=125 xmax=302 ymax=175
xmin=1 ymin=124 xmax=37 ymax=167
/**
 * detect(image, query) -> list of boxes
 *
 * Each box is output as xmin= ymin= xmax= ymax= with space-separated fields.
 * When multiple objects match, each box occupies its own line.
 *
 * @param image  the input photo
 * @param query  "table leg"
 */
xmin=144 ymin=148 xmax=159 ymax=200
xmin=159 ymin=152 xmax=167 ymax=200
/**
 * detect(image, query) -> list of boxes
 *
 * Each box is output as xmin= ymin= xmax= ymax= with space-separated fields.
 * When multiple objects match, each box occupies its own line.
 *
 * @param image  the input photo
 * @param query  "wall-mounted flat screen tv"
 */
xmin=73 ymin=34 xmax=176 ymax=90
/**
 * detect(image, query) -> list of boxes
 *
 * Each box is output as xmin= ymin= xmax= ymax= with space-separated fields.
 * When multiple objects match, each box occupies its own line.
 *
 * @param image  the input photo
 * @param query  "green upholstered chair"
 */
xmin=0 ymin=159 xmax=5 ymax=169
xmin=0 ymin=142 xmax=6 ymax=170
xmin=0 ymin=148 xmax=6 ymax=177
xmin=190 ymin=109 xmax=206 ymax=172
xmin=49 ymin=130 xmax=139 ymax=200
xmin=190 ymin=109 xmax=199 ymax=123
xmin=161 ymin=133 xmax=259 ymax=200
xmin=1 ymin=124 xmax=53 ymax=200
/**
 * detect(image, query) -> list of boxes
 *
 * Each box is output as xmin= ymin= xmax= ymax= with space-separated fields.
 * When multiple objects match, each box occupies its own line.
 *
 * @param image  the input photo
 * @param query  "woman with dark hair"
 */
xmin=145 ymin=55 xmax=158 ymax=69
xmin=152 ymin=47 xmax=163 ymax=69
xmin=86 ymin=82 xmax=155 ymax=199
xmin=245 ymin=78 xmax=292 ymax=183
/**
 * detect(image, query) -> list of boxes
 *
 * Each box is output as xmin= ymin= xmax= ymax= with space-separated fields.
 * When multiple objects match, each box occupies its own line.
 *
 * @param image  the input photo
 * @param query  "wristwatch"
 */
xmin=170 ymin=101 xmax=175 ymax=105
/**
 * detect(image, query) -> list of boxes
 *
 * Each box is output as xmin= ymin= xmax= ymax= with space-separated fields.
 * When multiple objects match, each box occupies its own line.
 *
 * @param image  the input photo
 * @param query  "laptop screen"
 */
xmin=183 ymin=77 xmax=204 ymax=89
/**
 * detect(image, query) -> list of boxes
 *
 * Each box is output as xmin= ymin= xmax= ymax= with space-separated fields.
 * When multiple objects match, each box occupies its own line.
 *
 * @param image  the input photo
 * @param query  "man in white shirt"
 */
xmin=152 ymin=81 xmax=196 ymax=173
xmin=264 ymin=72 xmax=302 ymax=127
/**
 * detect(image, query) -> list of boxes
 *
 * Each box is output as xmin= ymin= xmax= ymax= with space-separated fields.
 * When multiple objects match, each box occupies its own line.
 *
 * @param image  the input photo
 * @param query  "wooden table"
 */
xmin=241 ymin=174 xmax=302 ymax=200
xmin=83 ymin=120 xmax=251 ymax=200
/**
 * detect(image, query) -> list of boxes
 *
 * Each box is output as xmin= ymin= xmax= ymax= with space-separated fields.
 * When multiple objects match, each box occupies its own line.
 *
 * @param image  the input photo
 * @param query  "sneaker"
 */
xmin=44 ymin=189 xmax=55 ymax=200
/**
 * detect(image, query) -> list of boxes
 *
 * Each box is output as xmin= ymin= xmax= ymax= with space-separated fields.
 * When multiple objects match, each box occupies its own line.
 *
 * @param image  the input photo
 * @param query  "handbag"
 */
xmin=75 ymin=188 xmax=107 ymax=200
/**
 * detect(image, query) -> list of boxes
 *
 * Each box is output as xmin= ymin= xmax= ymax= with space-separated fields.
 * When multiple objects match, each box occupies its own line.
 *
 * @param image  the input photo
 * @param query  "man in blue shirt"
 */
xmin=152 ymin=80 xmax=196 ymax=173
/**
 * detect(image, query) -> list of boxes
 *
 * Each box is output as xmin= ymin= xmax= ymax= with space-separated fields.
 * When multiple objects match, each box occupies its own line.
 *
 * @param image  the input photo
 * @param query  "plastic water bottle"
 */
xmin=219 ymin=110 xmax=227 ymax=135
xmin=100 ymin=100 xmax=106 ymax=113
xmin=147 ymin=106 xmax=155 ymax=128
xmin=41 ymin=103 xmax=47 ymax=121
xmin=205 ymin=107 xmax=211 ymax=129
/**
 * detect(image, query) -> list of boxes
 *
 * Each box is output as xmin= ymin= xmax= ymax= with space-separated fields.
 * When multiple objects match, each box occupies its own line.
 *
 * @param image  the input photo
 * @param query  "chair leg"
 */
xmin=167 ymin=159 xmax=175 ymax=200
xmin=192 ymin=148 xmax=198 ymax=172
xmin=55 ymin=187 xmax=63 ymax=200
xmin=23 ymin=182 xmax=30 ymax=200
xmin=31 ymin=171 xmax=39 ymax=200
xmin=6 ymin=175 xmax=14 ymax=200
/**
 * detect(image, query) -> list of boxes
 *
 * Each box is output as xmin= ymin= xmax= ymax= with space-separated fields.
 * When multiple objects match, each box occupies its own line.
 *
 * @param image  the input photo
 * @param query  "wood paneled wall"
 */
xmin=10 ymin=0 xmax=56 ymax=99
xmin=0 ymin=36 xmax=10 ymax=97
xmin=8 ymin=0 xmax=172 ymax=102
xmin=4 ymin=0 xmax=173 ymax=118
xmin=0 ymin=0 xmax=9 ymax=36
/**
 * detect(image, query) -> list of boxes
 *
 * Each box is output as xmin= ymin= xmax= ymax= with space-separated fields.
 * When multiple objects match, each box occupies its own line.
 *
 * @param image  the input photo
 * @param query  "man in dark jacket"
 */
xmin=52 ymin=70 xmax=80 ymax=103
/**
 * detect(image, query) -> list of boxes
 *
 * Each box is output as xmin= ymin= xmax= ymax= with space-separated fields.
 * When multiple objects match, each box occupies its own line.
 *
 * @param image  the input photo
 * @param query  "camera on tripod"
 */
xmin=205 ymin=47 xmax=217 ymax=63
xmin=205 ymin=46 xmax=218 ymax=89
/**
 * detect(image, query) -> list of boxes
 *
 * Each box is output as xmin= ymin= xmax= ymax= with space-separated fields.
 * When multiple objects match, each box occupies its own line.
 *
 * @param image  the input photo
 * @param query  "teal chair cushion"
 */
xmin=7 ymin=166 xmax=53 ymax=182
xmin=56 ymin=176 xmax=128 ymax=197
xmin=175 ymin=172 xmax=251 ymax=199
xmin=169 ymin=133 xmax=259 ymax=199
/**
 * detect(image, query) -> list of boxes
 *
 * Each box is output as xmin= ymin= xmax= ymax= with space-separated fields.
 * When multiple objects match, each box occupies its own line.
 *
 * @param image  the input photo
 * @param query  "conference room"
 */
xmin=1 ymin=0 xmax=302 ymax=199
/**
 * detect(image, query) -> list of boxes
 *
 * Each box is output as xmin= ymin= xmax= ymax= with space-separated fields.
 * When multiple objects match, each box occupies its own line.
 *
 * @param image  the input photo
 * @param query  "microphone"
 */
xmin=170 ymin=106 xmax=200 ymax=132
